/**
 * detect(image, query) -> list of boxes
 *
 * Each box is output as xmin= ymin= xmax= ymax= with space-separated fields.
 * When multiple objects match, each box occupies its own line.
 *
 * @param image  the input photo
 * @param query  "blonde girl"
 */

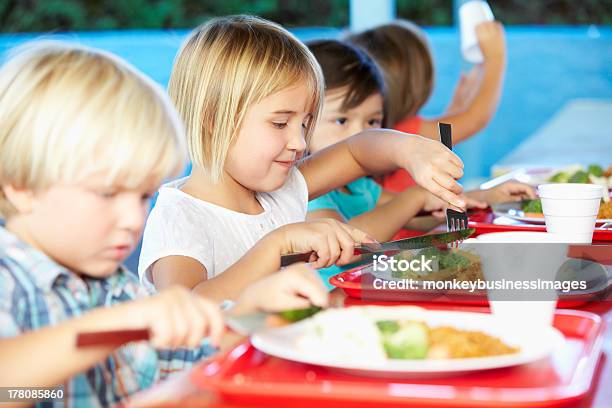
xmin=139 ymin=15 xmax=465 ymax=301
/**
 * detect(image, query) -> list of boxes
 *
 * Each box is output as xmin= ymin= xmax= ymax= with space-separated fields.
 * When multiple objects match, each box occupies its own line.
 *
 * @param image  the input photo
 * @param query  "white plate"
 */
xmin=251 ymin=306 xmax=565 ymax=377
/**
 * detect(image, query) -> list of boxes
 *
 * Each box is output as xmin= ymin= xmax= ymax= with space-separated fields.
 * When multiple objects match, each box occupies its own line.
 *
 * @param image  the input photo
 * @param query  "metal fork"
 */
xmin=446 ymin=208 xmax=469 ymax=233
xmin=439 ymin=122 xmax=469 ymax=247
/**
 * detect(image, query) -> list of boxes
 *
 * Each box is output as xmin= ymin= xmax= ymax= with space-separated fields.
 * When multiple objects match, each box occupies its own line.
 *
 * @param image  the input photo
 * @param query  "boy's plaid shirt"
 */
xmin=0 ymin=227 xmax=216 ymax=407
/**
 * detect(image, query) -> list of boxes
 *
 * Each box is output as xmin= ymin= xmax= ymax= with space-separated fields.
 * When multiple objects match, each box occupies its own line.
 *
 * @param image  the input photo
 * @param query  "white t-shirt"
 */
xmin=138 ymin=168 xmax=308 ymax=293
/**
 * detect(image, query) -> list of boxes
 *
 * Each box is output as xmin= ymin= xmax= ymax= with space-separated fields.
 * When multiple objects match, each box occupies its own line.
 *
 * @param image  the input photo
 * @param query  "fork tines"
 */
xmin=446 ymin=208 xmax=469 ymax=248
xmin=446 ymin=208 xmax=469 ymax=232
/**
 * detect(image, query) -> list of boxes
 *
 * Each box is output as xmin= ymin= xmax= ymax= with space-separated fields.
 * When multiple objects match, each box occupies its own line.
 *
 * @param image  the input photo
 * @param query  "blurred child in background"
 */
xmin=348 ymin=19 xmax=506 ymax=192
xmin=306 ymin=39 xmax=533 ymax=245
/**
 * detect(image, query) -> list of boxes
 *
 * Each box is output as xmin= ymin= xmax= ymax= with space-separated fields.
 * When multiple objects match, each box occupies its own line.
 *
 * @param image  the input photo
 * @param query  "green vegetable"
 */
xmin=587 ymin=164 xmax=604 ymax=177
xmin=418 ymin=247 xmax=471 ymax=271
xmin=568 ymin=170 xmax=589 ymax=183
xmin=278 ymin=306 xmax=322 ymax=322
xmin=392 ymin=247 xmax=472 ymax=279
xmin=549 ymin=171 xmax=570 ymax=183
xmin=522 ymin=198 xmax=543 ymax=213
xmin=376 ymin=320 xmax=400 ymax=335
xmin=377 ymin=321 xmax=429 ymax=359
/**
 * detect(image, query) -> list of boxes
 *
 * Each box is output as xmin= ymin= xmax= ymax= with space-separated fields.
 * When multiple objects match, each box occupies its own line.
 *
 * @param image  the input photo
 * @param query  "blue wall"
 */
xmin=1 ymin=26 xmax=611 ymax=180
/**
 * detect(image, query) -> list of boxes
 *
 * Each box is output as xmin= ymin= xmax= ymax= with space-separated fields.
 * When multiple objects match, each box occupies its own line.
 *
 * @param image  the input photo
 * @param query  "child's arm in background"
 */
xmin=445 ymin=65 xmax=482 ymax=115
xmin=399 ymin=182 xmax=536 ymax=232
xmin=418 ymin=21 xmax=506 ymax=143
xmin=299 ymin=129 xmax=465 ymax=209
xmin=466 ymin=181 xmax=536 ymax=204
xmin=377 ymin=189 xmax=446 ymax=232
xmin=152 ymin=220 xmax=372 ymax=302
xmin=0 ymin=287 xmax=223 ymax=389
xmin=307 ymin=187 xmax=445 ymax=242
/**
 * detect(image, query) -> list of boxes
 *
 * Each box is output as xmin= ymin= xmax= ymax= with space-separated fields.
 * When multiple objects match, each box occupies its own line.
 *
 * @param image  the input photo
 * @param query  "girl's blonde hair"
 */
xmin=347 ymin=20 xmax=434 ymax=126
xmin=169 ymin=15 xmax=324 ymax=182
xmin=0 ymin=41 xmax=187 ymax=218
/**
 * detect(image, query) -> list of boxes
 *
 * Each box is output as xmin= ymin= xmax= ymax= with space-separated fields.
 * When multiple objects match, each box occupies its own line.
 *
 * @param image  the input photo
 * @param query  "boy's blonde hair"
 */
xmin=0 ymin=41 xmax=186 ymax=219
xmin=347 ymin=20 xmax=434 ymax=126
xmin=169 ymin=15 xmax=324 ymax=182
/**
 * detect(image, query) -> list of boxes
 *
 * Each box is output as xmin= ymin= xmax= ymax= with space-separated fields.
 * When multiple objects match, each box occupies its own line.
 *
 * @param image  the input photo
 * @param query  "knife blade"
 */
xmin=280 ymin=228 xmax=475 ymax=267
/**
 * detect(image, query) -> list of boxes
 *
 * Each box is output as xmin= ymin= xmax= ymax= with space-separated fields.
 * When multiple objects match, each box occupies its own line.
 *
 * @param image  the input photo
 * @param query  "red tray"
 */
xmin=191 ymin=310 xmax=605 ymax=408
xmin=328 ymin=265 xmax=609 ymax=308
xmin=468 ymin=210 xmax=612 ymax=242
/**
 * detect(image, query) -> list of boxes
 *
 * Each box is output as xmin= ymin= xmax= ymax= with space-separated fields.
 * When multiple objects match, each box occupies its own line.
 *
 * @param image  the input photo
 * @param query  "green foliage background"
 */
xmin=0 ymin=0 xmax=610 ymax=32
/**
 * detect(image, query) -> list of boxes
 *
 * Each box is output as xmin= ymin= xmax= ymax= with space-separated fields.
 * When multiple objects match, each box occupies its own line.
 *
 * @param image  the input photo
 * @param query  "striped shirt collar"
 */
xmin=0 ymin=226 xmax=71 ymax=291
xmin=0 ymin=226 xmax=130 ymax=292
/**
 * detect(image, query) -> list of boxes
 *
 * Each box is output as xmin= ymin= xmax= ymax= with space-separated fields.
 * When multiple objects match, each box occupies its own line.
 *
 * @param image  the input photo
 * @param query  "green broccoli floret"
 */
xmin=439 ymin=252 xmax=471 ymax=270
xmin=377 ymin=321 xmax=429 ymax=359
xmin=392 ymin=247 xmax=471 ymax=275
xmin=522 ymin=198 xmax=543 ymax=213
xmin=587 ymin=165 xmax=604 ymax=177
xmin=549 ymin=171 xmax=570 ymax=183
xmin=420 ymin=247 xmax=470 ymax=271
xmin=568 ymin=170 xmax=589 ymax=183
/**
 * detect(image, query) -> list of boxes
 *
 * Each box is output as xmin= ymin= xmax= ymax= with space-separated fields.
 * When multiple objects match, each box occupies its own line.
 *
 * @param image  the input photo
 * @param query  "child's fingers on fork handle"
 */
xmin=427 ymin=179 xmax=466 ymax=211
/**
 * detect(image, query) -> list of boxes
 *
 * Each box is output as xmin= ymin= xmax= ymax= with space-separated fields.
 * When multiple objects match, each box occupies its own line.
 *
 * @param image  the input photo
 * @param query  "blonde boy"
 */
xmin=0 ymin=40 xmax=222 ymax=407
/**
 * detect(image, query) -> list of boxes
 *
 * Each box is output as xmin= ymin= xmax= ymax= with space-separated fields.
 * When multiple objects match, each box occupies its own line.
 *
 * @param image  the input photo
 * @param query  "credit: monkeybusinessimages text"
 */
xmin=371 ymin=254 xmax=588 ymax=293
xmin=372 ymin=278 xmax=588 ymax=293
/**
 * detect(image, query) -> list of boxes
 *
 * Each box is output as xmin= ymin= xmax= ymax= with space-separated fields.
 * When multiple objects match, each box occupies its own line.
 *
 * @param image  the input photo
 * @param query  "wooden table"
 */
xmin=129 ymin=289 xmax=611 ymax=408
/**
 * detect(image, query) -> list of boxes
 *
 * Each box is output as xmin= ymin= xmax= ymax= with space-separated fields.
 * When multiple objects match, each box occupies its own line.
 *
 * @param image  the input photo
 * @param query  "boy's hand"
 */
xmin=234 ymin=263 xmax=328 ymax=314
xmin=273 ymin=219 xmax=375 ymax=268
xmin=475 ymin=181 xmax=537 ymax=205
xmin=132 ymin=286 xmax=224 ymax=349
xmin=397 ymin=135 xmax=466 ymax=210
xmin=476 ymin=21 xmax=506 ymax=61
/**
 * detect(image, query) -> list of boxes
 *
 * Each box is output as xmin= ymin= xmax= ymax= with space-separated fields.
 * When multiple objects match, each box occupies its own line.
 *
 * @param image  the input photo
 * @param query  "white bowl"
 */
xmin=542 ymin=214 xmax=596 ymax=244
xmin=543 ymin=214 xmax=598 ymax=231
xmin=540 ymin=197 xmax=601 ymax=217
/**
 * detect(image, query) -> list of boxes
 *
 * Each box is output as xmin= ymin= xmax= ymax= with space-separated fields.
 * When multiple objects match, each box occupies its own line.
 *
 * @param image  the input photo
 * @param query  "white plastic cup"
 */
xmin=538 ymin=183 xmax=604 ymax=244
xmin=475 ymin=232 xmax=568 ymax=328
xmin=459 ymin=0 xmax=494 ymax=64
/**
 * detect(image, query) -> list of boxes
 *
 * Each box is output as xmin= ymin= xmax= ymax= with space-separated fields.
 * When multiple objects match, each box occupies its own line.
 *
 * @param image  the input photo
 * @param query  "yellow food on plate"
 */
xmin=428 ymin=326 xmax=520 ymax=359
xmin=599 ymin=200 xmax=612 ymax=219
xmin=298 ymin=307 xmax=520 ymax=362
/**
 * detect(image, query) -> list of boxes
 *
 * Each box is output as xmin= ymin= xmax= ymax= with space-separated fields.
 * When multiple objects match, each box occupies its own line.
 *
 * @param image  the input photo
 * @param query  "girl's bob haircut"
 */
xmin=0 ymin=41 xmax=187 ymax=218
xmin=169 ymin=15 xmax=324 ymax=182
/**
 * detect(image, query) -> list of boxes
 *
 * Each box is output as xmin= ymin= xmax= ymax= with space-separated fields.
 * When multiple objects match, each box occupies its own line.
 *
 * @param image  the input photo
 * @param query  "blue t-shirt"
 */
xmin=308 ymin=177 xmax=382 ymax=219
xmin=307 ymin=177 xmax=382 ymax=288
